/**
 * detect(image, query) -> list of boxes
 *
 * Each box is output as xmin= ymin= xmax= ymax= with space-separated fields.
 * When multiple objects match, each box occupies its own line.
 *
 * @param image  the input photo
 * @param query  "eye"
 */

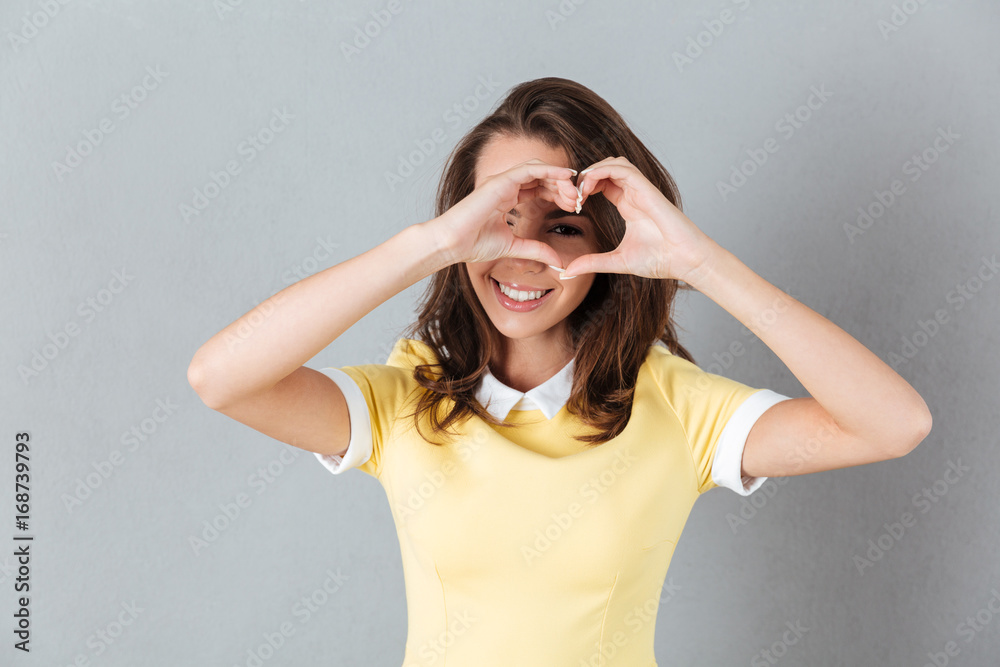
xmin=505 ymin=220 xmax=581 ymax=236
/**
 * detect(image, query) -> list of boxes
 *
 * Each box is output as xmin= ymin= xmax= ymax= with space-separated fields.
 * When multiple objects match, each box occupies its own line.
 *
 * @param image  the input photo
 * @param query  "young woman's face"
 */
xmin=465 ymin=134 xmax=601 ymax=347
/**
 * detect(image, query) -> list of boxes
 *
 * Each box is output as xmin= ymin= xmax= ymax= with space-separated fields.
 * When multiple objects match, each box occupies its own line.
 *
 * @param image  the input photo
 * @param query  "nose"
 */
xmin=502 ymin=255 xmax=546 ymax=273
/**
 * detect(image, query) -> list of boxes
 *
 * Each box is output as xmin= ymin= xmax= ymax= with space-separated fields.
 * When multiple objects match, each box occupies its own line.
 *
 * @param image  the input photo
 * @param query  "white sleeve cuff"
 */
xmin=711 ymin=389 xmax=793 ymax=496
xmin=313 ymin=367 xmax=374 ymax=475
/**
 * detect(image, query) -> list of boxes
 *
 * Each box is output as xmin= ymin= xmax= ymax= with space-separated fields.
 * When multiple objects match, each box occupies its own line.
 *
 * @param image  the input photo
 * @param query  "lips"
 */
xmin=490 ymin=277 xmax=556 ymax=311
xmin=491 ymin=276 xmax=552 ymax=293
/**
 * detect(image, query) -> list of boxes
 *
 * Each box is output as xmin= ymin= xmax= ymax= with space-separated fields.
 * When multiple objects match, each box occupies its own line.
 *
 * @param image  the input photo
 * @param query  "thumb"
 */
xmin=506 ymin=237 xmax=563 ymax=268
xmin=561 ymin=251 xmax=624 ymax=279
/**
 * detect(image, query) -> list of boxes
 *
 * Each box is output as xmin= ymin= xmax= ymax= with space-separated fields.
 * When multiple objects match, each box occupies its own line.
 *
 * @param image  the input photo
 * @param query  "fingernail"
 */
xmin=559 ymin=273 xmax=578 ymax=280
xmin=547 ymin=264 xmax=566 ymax=272
xmin=566 ymin=168 xmax=578 ymax=175
xmin=579 ymin=167 xmax=594 ymax=176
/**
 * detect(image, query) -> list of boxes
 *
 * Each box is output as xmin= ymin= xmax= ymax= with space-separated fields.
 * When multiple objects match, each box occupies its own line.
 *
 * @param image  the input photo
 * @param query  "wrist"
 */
xmin=679 ymin=241 xmax=731 ymax=292
xmin=407 ymin=219 xmax=457 ymax=275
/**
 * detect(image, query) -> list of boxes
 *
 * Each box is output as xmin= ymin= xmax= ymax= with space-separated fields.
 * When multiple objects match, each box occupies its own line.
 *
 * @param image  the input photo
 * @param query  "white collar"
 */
xmin=471 ymin=341 xmax=669 ymax=421
xmin=474 ymin=356 xmax=576 ymax=421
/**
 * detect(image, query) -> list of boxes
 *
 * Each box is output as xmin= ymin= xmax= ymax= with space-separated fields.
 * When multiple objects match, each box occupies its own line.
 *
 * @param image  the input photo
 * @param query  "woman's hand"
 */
xmin=427 ymin=159 xmax=579 ymax=268
xmin=561 ymin=157 xmax=721 ymax=284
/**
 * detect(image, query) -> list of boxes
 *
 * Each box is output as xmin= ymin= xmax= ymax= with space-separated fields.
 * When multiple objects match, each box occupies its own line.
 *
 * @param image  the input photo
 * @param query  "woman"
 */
xmin=188 ymin=77 xmax=932 ymax=666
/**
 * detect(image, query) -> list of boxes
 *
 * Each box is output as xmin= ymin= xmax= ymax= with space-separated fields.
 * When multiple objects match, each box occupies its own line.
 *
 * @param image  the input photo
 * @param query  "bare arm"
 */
xmin=187 ymin=159 xmax=578 ymax=458
xmin=556 ymin=155 xmax=932 ymax=478
xmin=186 ymin=221 xmax=452 ymax=456
xmin=683 ymin=245 xmax=933 ymax=478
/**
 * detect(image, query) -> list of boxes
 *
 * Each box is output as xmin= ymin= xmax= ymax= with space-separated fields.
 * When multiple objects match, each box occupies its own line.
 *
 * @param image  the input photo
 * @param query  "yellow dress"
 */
xmin=315 ymin=338 xmax=791 ymax=666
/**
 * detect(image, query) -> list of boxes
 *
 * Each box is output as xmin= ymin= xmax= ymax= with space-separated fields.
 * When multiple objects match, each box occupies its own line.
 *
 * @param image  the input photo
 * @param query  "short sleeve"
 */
xmin=313 ymin=368 xmax=376 ymax=477
xmin=312 ymin=339 xmax=428 ymax=480
xmin=650 ymin=347 xmax=793 ymax=496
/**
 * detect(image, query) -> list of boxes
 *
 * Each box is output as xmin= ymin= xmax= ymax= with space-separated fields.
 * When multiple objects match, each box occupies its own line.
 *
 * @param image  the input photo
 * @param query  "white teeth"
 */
xmin=497 ymin=281 xmax=546 ymax=302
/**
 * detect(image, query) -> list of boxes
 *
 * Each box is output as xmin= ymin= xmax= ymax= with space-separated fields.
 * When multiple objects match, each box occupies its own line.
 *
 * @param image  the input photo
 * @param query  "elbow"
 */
xmin=187 ymin=354 xmax=228 ymax=411
xmin=892 ymin=404 xmax=933 ymax=458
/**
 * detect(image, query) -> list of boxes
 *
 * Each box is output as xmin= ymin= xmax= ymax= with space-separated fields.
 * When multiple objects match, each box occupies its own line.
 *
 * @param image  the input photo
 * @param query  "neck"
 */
xmin=491 ymin=332 xmax=574 ymax=393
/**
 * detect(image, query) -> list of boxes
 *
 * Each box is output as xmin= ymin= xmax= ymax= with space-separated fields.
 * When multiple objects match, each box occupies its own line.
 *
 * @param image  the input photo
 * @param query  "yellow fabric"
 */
xmin=335 ymin=338 xmax=767 ymax=666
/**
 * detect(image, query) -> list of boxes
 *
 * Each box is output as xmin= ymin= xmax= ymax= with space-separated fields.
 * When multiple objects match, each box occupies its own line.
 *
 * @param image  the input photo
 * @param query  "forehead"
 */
xmin=474 ymin=134 xmax=570 ymax=189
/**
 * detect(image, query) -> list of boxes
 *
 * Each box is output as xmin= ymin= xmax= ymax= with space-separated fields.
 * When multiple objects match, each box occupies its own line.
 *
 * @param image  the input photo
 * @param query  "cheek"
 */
xmin=562 ymin=276 xmax=595 ymax=303
xmin=465 ymin=261 xmax=491 ymax=284
xmin=561 ymin=233 xmax=600 ymax=253
xmin=550 ymin=238 xmax=588 ymax=261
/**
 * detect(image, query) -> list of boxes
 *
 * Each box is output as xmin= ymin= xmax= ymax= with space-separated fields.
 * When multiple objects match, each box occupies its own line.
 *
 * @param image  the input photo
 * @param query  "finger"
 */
xmin=516 ymin=183 xmax=564 ymax=208
xmin=576 ymin=157 xmax=621 ymax=187
xmin=517 ymin=179 xmax=579 ymax=212
xmin=505 ymin=236 xmax=564 ymax=269
xmin=577 ymin=156 xmax=620 ymax=174
xmin=534 ymin=175 xmax=581 ymax=206
xmin=551 ymin=180 xmax=584 ymax=212
xmin=515 ymin=185 xmax=545 ymax=206
xmin=560 ymin=251 xmax=629 ymax=279
xmin=530 ymin=176 xmax=578 ymax=204
xmin=571 ymin=158 xmax=618 ymax=211
xmin=506 ymin=162 xmax=578 ymax=191
xmin=577 ymin=162 xmax=636 ymax=206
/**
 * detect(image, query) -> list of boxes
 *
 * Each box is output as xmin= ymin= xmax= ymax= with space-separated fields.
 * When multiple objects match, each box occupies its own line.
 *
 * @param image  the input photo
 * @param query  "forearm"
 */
xmin=189 ymin=221 xmax=452 ymax=407
xmin=686 ymin=243 xmax=932 ymax=447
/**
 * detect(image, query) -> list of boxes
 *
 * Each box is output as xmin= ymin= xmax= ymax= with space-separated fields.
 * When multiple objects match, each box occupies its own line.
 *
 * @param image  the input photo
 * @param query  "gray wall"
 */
xmin=2 ymin=0 xmax=998 ymax=665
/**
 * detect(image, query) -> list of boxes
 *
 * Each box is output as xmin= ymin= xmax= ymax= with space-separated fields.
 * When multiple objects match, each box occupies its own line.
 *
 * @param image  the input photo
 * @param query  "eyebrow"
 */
xmin=507 ymin=208 xmax=586 ymax=221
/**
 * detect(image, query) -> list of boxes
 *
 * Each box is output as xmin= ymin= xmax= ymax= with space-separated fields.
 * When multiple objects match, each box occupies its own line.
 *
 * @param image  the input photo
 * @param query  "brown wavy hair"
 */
xmin=398 ymin=76 xmax=695 ymax=446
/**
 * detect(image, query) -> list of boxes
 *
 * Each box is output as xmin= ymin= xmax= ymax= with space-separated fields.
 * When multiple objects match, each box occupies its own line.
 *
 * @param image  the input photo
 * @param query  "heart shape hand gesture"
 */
xmin=430 ymin=158 xmax=579 ymax=269
xmin=561 ymin=157 xmax=718 ymax=285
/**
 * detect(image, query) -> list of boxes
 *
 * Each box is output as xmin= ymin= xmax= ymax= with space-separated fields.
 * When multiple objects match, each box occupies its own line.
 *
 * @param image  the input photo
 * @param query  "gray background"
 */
xmin=2 ymin=0 xmax=998 ymax=665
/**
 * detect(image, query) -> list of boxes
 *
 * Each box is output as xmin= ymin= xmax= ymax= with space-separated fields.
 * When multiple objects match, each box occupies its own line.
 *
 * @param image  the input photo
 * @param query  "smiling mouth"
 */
xmin=491 ymin=277 xmax=554 ymax=303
